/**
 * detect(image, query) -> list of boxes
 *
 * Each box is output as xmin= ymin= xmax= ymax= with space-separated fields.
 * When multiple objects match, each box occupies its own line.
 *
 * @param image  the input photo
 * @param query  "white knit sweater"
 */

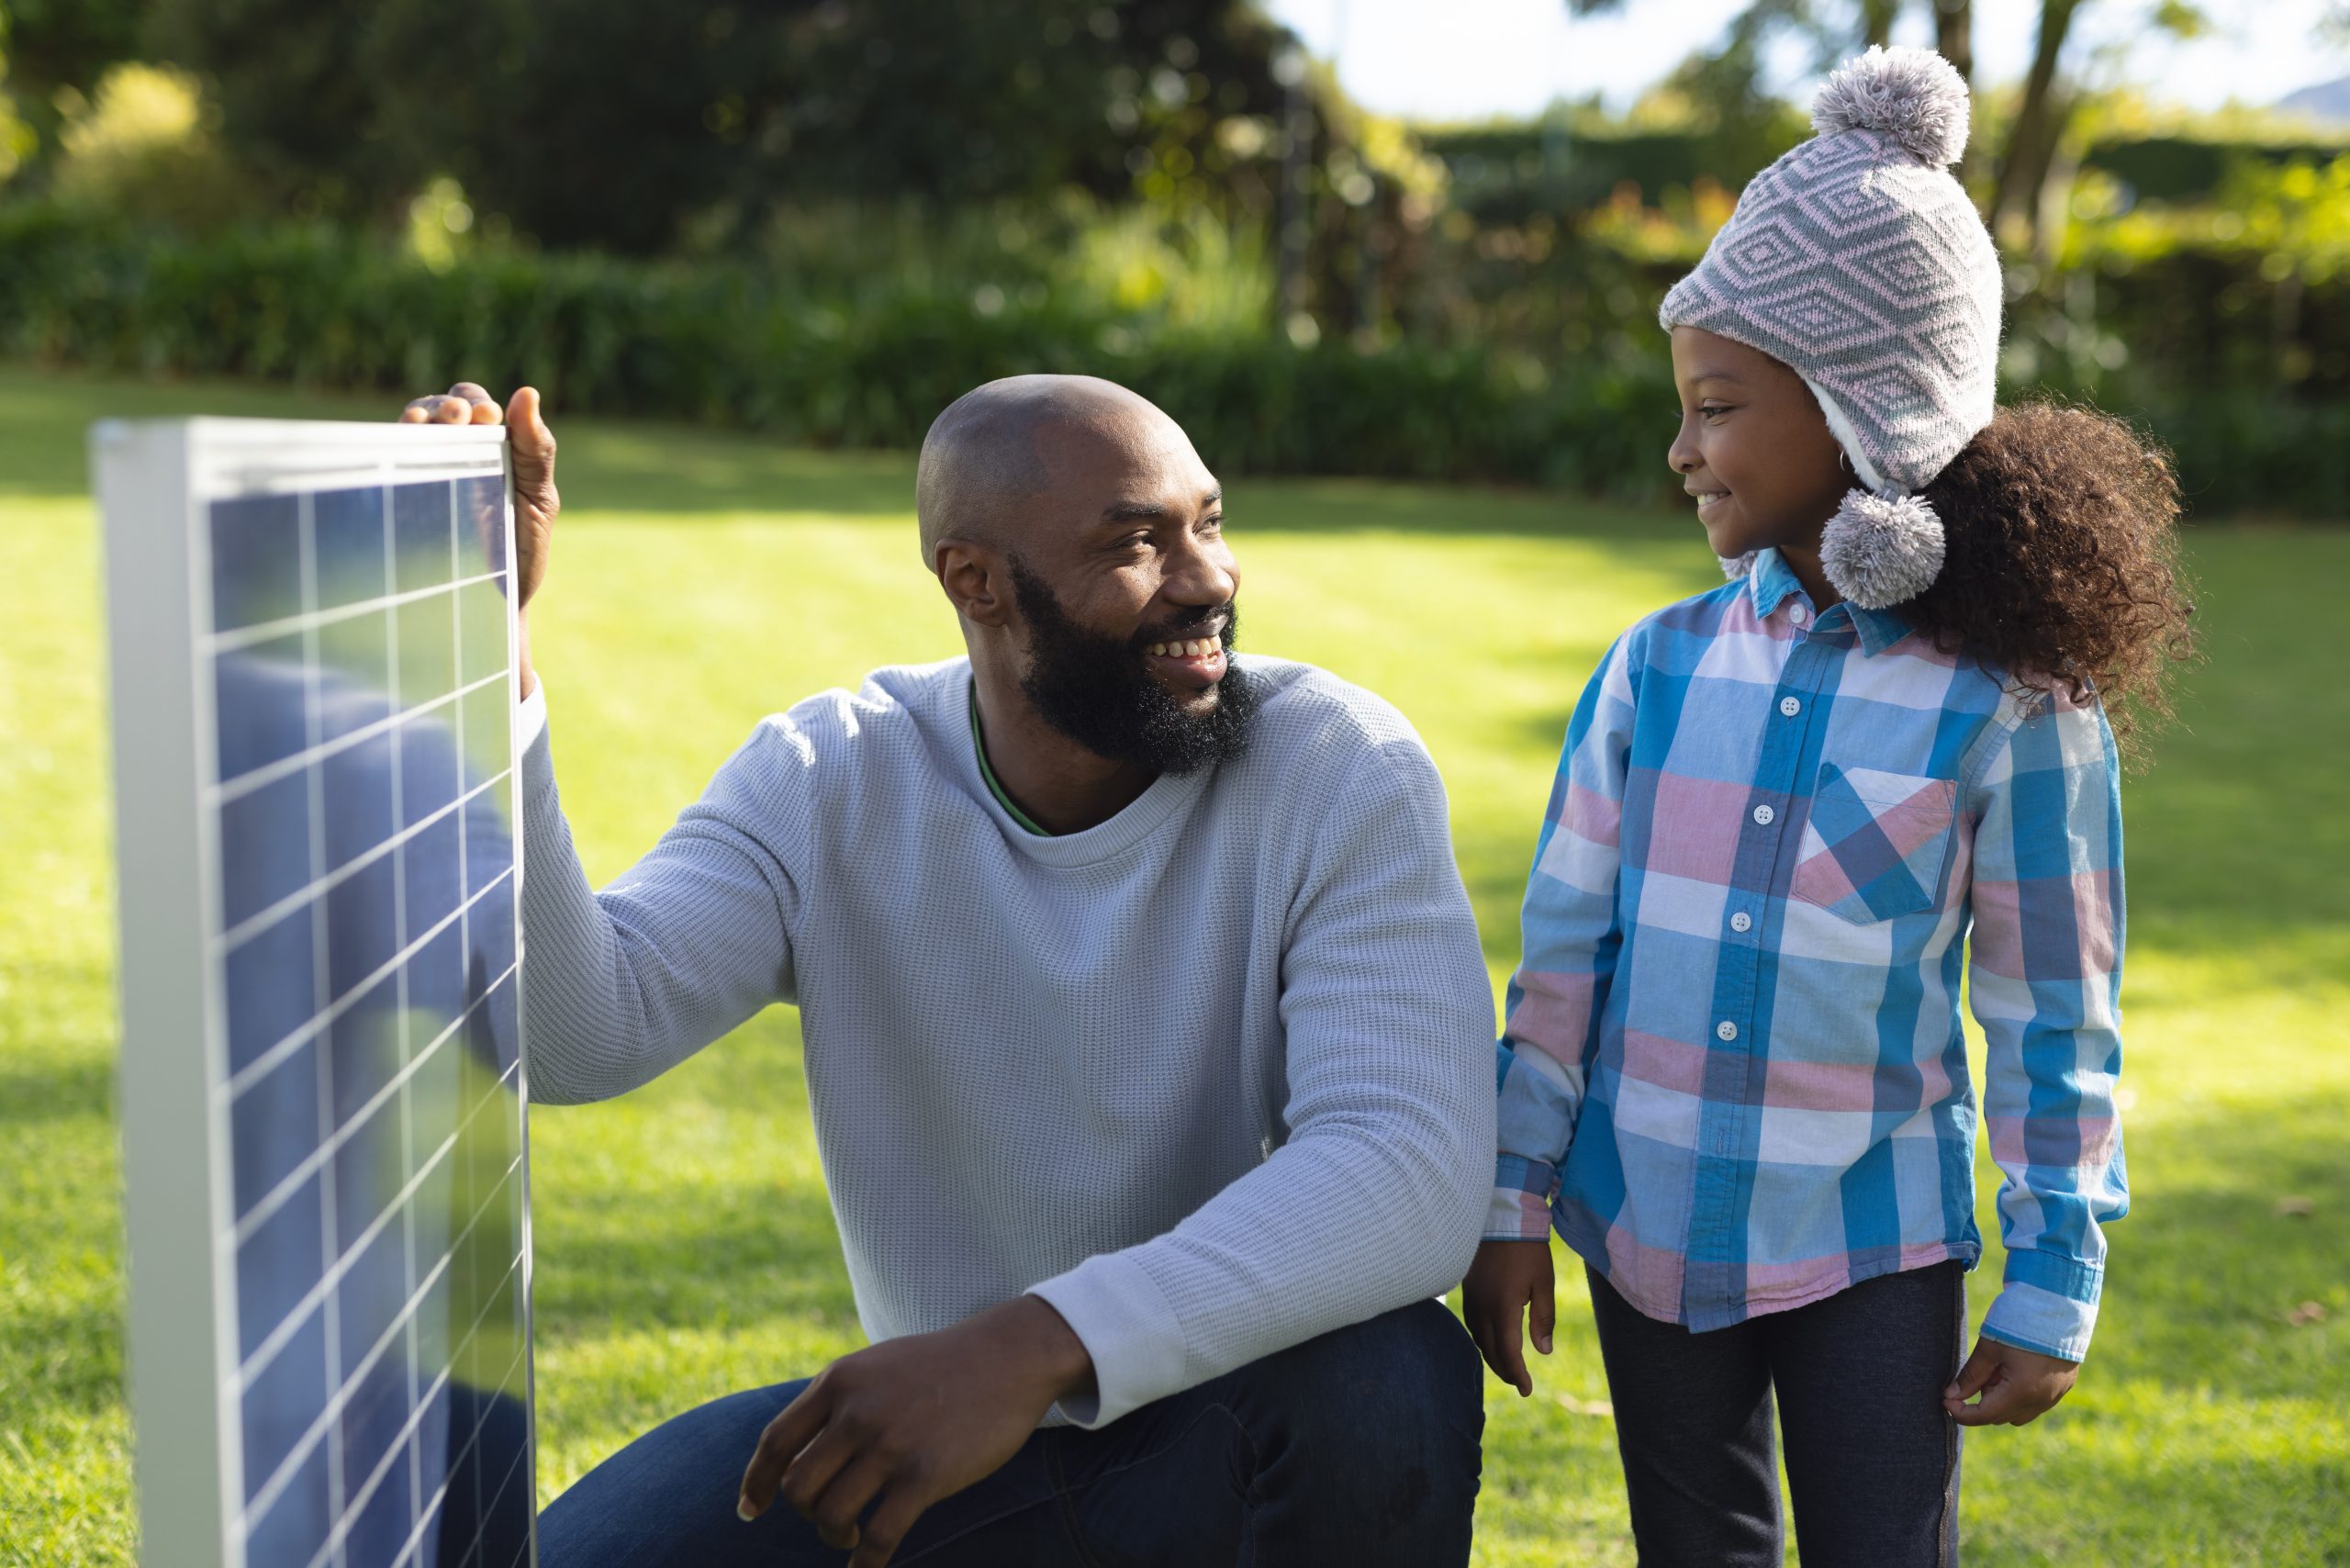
xmin=515 ymin=655 xmax=1494 ymax=1426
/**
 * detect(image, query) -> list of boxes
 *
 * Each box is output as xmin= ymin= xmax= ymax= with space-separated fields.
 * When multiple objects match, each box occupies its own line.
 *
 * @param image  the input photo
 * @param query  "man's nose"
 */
xmin=1166 ymin=535 xmax=1238 ymax=606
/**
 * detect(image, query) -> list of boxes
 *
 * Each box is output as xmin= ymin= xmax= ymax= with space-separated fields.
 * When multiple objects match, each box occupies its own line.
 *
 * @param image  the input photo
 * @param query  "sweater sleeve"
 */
xmin=1964 ymin=688 xmax=2129 ymax=1362
xmin=1485 ymin=634 xmax=1636 ymax=1240
xmin=517 ymin=696 xmax=801 ymax=1105
xmin=1027 ymin=737 xmax=1494 ymax=1428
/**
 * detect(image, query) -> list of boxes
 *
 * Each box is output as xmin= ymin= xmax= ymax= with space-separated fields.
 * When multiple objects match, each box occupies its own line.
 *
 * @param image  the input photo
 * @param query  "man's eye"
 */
xmin=1199 ymin=514 xmax=1224 ymax=535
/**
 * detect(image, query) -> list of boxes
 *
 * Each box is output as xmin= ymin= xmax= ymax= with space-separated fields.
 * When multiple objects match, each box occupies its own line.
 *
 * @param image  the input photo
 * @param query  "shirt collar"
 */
xmin=1745 ymin=547 xmax=1912 ymax=656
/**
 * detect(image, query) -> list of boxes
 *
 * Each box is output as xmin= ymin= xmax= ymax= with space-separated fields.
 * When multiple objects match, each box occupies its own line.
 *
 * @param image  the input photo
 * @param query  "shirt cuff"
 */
xmin=515 ymin=678 xmax=548 ymax=753
xmin=1483 ymin=1154 xmax=1556 ymax=1242
xmin=1979 ymin=1249 xmax=2103 ymax=1362
xmin=1025 ymin=1251 xmax=1186 ymax=1429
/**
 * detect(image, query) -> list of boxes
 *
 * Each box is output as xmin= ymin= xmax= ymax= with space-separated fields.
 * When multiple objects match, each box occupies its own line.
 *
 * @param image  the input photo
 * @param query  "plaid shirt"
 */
xmin=1489 ymin=549 xmax=2127 ymax=1361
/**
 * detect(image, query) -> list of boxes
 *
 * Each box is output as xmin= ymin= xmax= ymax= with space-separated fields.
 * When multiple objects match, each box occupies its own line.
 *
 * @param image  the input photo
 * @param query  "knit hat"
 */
xmin=1659 ymin=46 xmax=2002 ymax=609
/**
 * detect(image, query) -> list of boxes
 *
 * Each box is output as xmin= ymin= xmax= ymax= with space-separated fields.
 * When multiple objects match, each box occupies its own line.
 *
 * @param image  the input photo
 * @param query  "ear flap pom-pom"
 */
xmin=1719 ymin=551 xmax=1758 ymax=580
xmin=1820 ymin=487 xmax=1944 ymax=609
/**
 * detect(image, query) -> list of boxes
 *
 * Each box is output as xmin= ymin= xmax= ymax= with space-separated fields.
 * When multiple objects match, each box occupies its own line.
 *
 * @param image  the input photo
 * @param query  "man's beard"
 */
xmin=1008 ymin=560 xmax=1257 ymax=776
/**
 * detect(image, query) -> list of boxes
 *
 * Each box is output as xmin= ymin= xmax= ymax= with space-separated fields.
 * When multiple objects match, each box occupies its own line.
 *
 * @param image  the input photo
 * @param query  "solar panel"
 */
xmin=95 ymin=419 xmax=536 ymax=1568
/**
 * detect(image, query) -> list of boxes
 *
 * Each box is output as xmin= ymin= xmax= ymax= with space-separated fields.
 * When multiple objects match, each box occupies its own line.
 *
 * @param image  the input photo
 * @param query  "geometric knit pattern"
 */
xmin=1487 ymin=551 xmax=2127 ymax=1363
xmin=1661 ymin=54 xmax=2003 ymax=492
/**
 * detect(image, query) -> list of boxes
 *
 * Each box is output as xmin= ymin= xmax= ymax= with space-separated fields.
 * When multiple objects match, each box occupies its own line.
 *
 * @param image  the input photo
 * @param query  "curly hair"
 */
xmin=1908 ymin=401 xmax=2198 ymax=762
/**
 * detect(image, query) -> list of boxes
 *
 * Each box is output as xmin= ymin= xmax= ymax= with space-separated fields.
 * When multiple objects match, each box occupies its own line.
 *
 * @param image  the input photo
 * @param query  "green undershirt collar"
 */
xmin=969 ymin=680 xmax=1053 ymax=836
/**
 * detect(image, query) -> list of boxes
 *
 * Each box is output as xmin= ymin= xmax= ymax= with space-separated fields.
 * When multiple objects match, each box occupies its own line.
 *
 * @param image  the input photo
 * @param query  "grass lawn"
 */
xmin=3 ymin=363 xmax=2346 ymax=1565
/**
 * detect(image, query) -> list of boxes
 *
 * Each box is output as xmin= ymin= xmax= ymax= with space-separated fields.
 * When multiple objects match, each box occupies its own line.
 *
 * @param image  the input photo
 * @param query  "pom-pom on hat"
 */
xmin=1660 ymin=45 xmax=2001 ymax=609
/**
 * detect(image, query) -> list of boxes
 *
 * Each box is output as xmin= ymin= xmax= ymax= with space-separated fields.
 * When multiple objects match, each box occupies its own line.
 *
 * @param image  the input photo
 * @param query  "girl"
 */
xmin=1460 ymin=46 xmax=2194 ymax=1568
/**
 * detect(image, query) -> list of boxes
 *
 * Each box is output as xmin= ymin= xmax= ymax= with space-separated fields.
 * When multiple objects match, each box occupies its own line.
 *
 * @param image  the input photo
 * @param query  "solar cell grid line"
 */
xmin=95 ymin=418 xmax=536 ymax=1568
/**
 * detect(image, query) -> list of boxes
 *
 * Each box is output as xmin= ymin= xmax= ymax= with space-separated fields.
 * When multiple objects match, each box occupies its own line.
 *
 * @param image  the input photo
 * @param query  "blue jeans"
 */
xmin=539 ymin=1298 xmax=1483 ymax=1567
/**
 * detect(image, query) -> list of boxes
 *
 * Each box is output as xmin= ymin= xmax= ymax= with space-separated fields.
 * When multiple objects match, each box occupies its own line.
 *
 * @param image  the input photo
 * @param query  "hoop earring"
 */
xmin=1837 ymin=449 xmax=1855 ymax=476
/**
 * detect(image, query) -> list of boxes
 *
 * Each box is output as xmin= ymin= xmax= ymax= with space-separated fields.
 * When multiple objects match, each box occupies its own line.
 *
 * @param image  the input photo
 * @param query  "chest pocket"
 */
xmin=1790 ymin=763 xmax=1958 ymax=924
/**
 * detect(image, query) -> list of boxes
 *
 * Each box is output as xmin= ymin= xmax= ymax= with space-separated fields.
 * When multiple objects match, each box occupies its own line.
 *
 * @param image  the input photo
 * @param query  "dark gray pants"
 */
xmin=1586 ymin=1260 xmax=1965 ymax=1568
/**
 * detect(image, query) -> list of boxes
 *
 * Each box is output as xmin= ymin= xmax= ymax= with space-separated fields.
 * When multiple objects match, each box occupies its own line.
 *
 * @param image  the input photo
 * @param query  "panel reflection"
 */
xmin=209 ymin=479 xmax=529 ymax=1568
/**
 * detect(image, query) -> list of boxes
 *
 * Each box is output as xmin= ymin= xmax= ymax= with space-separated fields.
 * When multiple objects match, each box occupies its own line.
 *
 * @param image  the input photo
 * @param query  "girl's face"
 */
xmin=1668 ymin=327 xmax=1852 ymax=565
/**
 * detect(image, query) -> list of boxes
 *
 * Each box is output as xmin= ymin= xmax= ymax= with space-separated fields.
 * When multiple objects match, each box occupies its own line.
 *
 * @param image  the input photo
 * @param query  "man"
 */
xmin=399 ymin=374 xmax=1494 ymax=1566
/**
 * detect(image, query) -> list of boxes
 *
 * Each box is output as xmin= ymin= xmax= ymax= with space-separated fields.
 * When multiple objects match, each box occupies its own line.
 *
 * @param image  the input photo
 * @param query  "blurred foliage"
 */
xmin=0 ymin=0 xmax=2346 ymax=518
xmin=0 ymin=198 xmax=1670 ymax=494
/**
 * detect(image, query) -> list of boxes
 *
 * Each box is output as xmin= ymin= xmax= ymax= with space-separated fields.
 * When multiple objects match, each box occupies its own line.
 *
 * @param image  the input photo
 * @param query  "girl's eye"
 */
xmin=1699 ymin=404 xmax=1731 ymax=419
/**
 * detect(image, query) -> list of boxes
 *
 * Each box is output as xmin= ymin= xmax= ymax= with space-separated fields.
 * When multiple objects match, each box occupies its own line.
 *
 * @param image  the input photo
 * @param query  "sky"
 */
xmin=1261 ymin=0 xmax=2350 ymax=124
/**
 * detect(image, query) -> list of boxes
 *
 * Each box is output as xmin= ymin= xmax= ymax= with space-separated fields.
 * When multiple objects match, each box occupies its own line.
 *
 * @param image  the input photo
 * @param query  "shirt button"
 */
xmin=1789 ymin=603 xmax=1809 ymax=624
xmin=1751 ymin=802 xmax=1776 ymax=825
xmin=1729 ymin=911 xmax=1752 ymax=933
xmin=1779 ymin=696 xmax=1802 ymax=717
xmin=1717 ymin=1020 xmax=1739 ymax=1042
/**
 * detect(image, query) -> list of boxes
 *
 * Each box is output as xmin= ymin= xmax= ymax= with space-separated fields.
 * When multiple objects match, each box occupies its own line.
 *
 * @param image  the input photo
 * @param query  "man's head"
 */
xmin=918 ymin=375 xmax=1250 ymax=772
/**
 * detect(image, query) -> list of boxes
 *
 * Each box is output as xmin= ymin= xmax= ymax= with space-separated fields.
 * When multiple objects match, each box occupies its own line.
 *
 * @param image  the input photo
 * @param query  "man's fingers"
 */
xmin=737 ymin=1385 xmax=831 ymax=1520
xmin=506 ymin=386 xmax=555 ymax=467
xmin=808 ymin=1451 xmax=893 ymax=1551
xmin=1488 ymin=1308 xmax=1532 ymax=1397
xmin=775 ymin=1423 xmax=857 ymax=1526
xmin=846 ymin=1484 xmax=933 ymax=1568
xmin=448 ymin=382 xmax=502 ymax=423
xmin=399 ymin=403 xmax=431 ymax=424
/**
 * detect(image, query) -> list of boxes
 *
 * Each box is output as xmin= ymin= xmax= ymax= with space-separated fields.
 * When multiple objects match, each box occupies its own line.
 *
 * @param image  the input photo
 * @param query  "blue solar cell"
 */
xmin=215 ymin=641 xmax=311 ymax=784
xmin=329 ymin=979 xmax=400 ymax=1128
xmin=394 ymin=482 xmax=456 ymax=594
xmin=336 ymin=1216 xmax=407 ymax=1383
xmin=399 ymin=711 xmax=464 ymax=831
xmin=313 ymin=487 xmax=388 ymax=611
xmin=219 ymin=767 xmax=312 ymax=934
xmin=460 ymin=683 xmax=511 ymax=785
xmin=231 ymin=1039 xmax=321 ymax=1221
xmin=225 ymin=902 xmax=319 ymax=1076
xmin=326 ymin=851 xmax=399 ymax=1003
xmin=344 ymin=1440 xmax=411 ymax=1568
xmin=463 ymin=794 xmax=513 ymax=902
xmin=317 ymin=610 xmax=395 ymax=737
xmin=243 ymin=1421 xmax=331 ymax=1568
xmin=402 ymin=814 xmax=464 ymax=948
xmin=457 ymin=579 xmax=509 ymax=688
xmin=339 ymin=1349 xmax=408 ymax=1504
xmin=456 ymin=476 xmax=505 ymax=578
xmin=396 ymin=591 xmax=459 ymax=711
xmin=210 ymin=495 xmax=302 ymax=633
xmin=320 ymin=734 xmax=397 ymax=874
xmin=241 ymin=1305 xmax=327 ymax=1505
xmin=405 ymin=922 xmax=467 ymax=1050
xmin=237 ymin=1175 xmax=324 ymax=1363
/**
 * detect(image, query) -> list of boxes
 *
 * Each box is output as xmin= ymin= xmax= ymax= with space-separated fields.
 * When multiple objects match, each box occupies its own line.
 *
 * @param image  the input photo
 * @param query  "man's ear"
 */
xmin=934 ymin=538 xmax=1012 ymax=629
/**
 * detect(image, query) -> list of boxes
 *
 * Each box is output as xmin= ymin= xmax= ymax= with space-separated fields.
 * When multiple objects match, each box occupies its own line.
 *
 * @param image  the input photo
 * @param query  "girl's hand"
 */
xmin=1461 ymin=1239 xmax=1556 ymax=1396
xmin=1944 ymin=1336 xmax=2079 ymax=1426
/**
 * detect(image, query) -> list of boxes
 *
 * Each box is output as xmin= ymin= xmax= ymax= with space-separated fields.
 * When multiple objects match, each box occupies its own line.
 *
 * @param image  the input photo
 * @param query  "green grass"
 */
xmin=3 ymin=363 xmax=2346 ymax=1565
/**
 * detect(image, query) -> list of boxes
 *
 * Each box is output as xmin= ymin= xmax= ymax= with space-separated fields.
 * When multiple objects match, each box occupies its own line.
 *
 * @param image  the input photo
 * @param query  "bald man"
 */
xmin=400 ymin=376 xmax=1494 ymax=1567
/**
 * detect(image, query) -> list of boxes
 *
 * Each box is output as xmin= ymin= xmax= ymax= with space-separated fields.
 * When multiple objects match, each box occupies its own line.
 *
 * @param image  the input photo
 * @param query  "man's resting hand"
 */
xmin=736 ymin=1294 xmax=1096 ymax=1567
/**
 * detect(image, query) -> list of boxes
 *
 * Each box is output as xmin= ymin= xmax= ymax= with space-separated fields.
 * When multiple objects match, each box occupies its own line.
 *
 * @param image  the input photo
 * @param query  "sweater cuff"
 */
xmin=1026 ymin=1251 xmax=1186 ymax=1429
xmin=1484 ymin=1154 xmax=1555 ymax=1241
xmin=1979 ymin=1249 xmax=2103 ymax=1362
xmin=515 ymin=679 xmax=548 ymax=753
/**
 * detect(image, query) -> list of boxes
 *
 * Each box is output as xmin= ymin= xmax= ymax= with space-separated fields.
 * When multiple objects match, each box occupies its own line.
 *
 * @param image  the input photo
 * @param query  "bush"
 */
xmin=0 ymin=202 xmax=1683 ymax=498
xmin=1 ymin=198 xmax=2342 ymax=517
